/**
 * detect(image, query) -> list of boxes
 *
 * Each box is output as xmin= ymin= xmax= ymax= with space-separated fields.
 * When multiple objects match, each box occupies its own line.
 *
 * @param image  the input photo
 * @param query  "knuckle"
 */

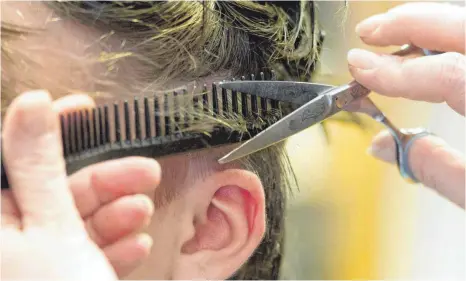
xmin=438 ymin=52 xmax=465 ymax=92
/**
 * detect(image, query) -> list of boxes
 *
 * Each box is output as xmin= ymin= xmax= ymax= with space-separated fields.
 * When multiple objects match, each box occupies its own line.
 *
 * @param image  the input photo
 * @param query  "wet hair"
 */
xmin=1 ymin=1 xmax=321 ymax=279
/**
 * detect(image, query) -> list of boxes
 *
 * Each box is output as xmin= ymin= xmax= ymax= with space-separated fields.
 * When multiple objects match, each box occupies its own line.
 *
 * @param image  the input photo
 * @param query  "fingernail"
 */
xmin=137 ymin=233 xmax=153 ymax=249
xmin=367 ymin=145 xmax=396 ymax=163
xmin=16 ymin=90 xmax=55 ymax=137
xmin=134 ymin=194 xmax=154 ymax=215
xmin=347 ymin=49 xmax=381 ymax=70
xmin=355 ymin=14 xmax=385 ymax=37
xmin=367 ymin=130 xmax=397 ymax=163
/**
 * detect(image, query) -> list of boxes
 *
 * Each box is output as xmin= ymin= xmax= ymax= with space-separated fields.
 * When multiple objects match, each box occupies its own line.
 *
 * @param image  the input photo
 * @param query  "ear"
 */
xmin=173 ymin=169 xmax=265 ymax=280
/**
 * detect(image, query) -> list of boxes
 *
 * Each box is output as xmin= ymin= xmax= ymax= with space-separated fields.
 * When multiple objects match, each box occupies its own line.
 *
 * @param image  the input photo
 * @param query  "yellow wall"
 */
xmin=282 ymin=2 xmax=434 ymax=279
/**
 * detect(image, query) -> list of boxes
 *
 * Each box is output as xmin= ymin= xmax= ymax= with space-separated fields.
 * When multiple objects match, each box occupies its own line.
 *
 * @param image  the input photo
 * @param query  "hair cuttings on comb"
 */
xmin=59 ymin=71 xmax=294 ymax=175
xmin=0 ymin=1 xmax=358 ymax=279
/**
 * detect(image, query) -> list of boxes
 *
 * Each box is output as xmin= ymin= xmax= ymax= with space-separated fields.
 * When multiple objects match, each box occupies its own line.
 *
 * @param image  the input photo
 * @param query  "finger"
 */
xmin=53 ymin=94 xmax=95 ymax=114
xmin=355 ymin=2 xmax=465 ymax=53
xmin=368 ymin=130 xmax=465 ymax=209
xmin=1 ymin=190 xmax=21 ymax=228
xmin=103 ymin=233 xmax=153 ymax=278
xmin=85 ymin=194 xmax=154 ymax=247
xmin=348 ymin=49 xmax=465 ymax=115
xmin=68 ymin=157 xmax=160 ymax=219
xmin=2 ymin=90 xmax=82 ymax=229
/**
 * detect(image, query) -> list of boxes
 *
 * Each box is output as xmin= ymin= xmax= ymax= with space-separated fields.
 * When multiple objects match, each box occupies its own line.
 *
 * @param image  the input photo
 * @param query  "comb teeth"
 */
xmin=164 ymin=93 xmax=171 ymax=135
xmin=80 ymin=110 xmax=87 ymax=150
xmin=134 ymin=98 xmax=141 ymax=142
xmin=212 ymin=83 xmax=219 ymax=116
xmin=193 ymin=87 xmax=200 ymax=121
xmin=202 ymin=84 xmax=209 ymax=114
xmin=76 ymin=111 xmax=83 ymax=152
xmin=173 ymin=91 xmax=180 ymax=132
xmin=56 ymin=71 xmax=288 ymax=166
xmin=250 ymin=74 xmax=259 ymax=118
xmin=240 ymin=76 xmax=248 ymax=117
xmin=144 ymin=97 xmax=152 ymax=139
xmin=270 ymin=70 xmax=279 ymax=110
xmin=92 ymin=108 xmax=98 ymax=148
xmin=104 ymin=106 xmax=110 ymax=147
xmin=221 ymin=80 xmax=228 ymax=117
xmin=114 ymin=103 xmax=121 ymax=144
xmin=182 ymin=89 xmax=189 ymax=129
xmin=124 ymin=101 xmax=131 ymax=143
xmin=259 ymin=72 xmax=268 ymax=114
xmin=231 ymin=78 xmax=238 ymax=114
xmin=98 ymin=107 xmax=105 ymax=146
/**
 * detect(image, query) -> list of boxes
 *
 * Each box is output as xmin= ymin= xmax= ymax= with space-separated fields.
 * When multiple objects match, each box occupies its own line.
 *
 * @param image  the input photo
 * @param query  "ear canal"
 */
xmin=181 ymin=203 xmax=231 ymax=254
xmin=180 ymin=186 xmax=251 ymax=255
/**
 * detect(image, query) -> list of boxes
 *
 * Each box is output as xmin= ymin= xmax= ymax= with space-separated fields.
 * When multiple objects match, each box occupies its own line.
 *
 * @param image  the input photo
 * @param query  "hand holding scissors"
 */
xmin=219 ymin=5 xmax=465 ymax=208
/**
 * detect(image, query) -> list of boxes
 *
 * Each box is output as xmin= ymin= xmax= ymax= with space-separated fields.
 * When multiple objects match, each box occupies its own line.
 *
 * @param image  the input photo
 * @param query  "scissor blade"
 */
xmin=218 ymin=81 xmax=335 ymax=105
xmin=218 ymin=94 xmax=339 ymax=164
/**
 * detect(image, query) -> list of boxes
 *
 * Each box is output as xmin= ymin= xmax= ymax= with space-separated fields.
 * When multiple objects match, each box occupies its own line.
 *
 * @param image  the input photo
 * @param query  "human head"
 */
xmin=1 ymin=1 xmax=320 ymax=279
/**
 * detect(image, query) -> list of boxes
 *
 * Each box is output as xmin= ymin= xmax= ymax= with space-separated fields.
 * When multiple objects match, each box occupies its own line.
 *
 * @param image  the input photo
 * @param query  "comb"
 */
xmin=1 ymin=71 xmax=293 ymax=189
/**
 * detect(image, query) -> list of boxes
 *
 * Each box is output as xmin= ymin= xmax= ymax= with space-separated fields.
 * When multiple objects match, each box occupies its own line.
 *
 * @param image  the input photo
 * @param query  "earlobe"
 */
xmin=175 ymin=169 xmax=265 ymax=280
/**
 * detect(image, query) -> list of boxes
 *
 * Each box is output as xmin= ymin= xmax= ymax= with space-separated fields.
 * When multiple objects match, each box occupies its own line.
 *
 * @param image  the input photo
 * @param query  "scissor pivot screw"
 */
xmin=335 ymin=96 xmax=350 ymax=108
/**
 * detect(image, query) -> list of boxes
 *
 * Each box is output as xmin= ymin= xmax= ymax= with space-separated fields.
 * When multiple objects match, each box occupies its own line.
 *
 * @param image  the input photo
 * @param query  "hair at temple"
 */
xmin=1 ymin=1 xmax=323 ymax=279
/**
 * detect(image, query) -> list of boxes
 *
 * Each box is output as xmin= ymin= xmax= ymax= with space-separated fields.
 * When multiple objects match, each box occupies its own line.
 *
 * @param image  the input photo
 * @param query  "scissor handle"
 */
xmin=392 ymin=128 xmax=432 ymax=183
xmin=383 ymin=46 xmax=441 ymax=183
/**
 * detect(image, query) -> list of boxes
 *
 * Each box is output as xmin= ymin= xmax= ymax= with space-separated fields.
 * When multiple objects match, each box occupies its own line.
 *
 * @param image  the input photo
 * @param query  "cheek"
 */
xmin=128 ymin=203 xmax=186 ymax=279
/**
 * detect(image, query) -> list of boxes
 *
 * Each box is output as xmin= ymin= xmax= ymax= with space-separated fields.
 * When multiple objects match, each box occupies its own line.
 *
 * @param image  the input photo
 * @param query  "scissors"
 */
xmin=217 ymin=45 xmax=441 ymax=183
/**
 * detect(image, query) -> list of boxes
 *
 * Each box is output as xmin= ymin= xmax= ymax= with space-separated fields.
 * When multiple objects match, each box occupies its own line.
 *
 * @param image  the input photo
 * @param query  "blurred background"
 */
xmin=280 ymin=1 xmax=465 ymax=280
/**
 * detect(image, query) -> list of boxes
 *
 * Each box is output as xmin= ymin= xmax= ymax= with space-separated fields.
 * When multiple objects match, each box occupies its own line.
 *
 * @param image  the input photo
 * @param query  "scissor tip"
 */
xmin=217 ymin=156 xmax=228 ymax=164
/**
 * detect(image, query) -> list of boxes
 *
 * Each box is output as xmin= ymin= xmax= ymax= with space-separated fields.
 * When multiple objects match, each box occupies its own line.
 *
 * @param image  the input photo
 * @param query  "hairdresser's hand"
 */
xmin=1 ymin=91 xmax=160 ymax=280
xmin=2 ymin=94 xmax=160 ymax=277
xmin=347 ymin=2 xmax=465 ymax=208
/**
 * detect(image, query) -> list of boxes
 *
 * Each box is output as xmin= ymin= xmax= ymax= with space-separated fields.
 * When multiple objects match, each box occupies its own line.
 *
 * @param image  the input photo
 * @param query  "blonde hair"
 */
xmin=1 ymin=1 xmax=321 ymax=279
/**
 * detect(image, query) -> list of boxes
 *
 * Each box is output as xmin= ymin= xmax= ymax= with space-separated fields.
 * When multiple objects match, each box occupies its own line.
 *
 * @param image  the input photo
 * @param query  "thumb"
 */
xmin=2 ymin=90 xmax=84 ymax=231
xmin=368 ymin=130 xmax=465 ymax=209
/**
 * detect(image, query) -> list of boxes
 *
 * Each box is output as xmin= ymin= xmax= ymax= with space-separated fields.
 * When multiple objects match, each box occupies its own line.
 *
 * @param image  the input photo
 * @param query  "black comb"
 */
xmin=1 ymin=71 xmax=292 ymax=189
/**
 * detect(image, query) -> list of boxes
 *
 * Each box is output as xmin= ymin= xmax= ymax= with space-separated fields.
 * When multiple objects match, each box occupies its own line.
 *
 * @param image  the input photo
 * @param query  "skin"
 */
xmin=1 ymin=93 xmax=160 ymax=277
xmin=2 ymin=1 xmax=464 ymax=280
xmin=347 ymin=2 xmax=465 ymax=209
xmin=2 ymin=2 xmax=266 ymax=280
